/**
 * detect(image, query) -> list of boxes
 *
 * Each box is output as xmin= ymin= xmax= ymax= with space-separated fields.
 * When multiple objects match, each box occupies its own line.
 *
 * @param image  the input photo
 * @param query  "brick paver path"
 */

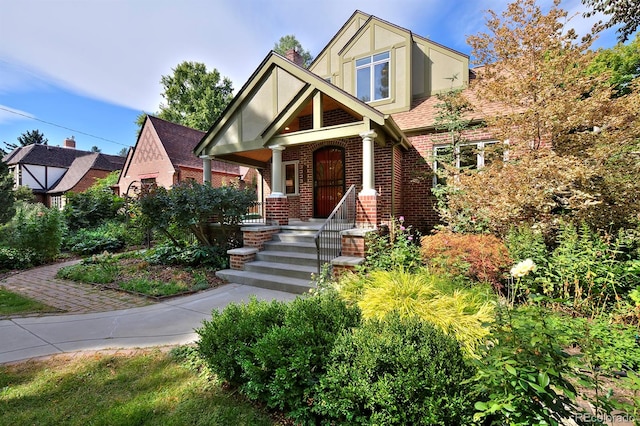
xmin=0 ymin=260 xmax=152 ymax=315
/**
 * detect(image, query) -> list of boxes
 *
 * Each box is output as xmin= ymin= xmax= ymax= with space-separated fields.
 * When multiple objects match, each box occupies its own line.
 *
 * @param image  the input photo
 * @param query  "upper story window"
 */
xmin=356 ymin=51 xmax=390 ymax=103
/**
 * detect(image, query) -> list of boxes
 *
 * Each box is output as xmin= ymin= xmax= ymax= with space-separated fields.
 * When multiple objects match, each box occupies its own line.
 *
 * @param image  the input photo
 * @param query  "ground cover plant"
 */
xmin=0 ymin=349 xmax=278 ymax=426
xmin=56 ymin=251 xmax=223 ymax=298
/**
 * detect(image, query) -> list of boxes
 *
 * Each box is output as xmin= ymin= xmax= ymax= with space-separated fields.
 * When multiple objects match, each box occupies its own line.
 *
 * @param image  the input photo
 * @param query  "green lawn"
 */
xmin=0 ymin=348 xmax=278 ymax=426
xmin=0 ymin=288 xmax=58 ymax=316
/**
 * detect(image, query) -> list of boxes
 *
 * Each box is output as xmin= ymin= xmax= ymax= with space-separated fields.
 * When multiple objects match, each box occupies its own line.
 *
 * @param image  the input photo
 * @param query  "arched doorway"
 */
xmin=313 ymin=146 xmax=345 ymax=218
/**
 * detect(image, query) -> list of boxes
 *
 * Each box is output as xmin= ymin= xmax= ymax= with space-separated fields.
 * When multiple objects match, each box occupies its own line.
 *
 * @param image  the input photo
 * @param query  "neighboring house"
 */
xmin=194 ymin=10 xmax=496 ymax=233
xmin=3 ymin=138 xmax=125 ymax=208
xmin=117 ymin=115 xmax=246 ymax=197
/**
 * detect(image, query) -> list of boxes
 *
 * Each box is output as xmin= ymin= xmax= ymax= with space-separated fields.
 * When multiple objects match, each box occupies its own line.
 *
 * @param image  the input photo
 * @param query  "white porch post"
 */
xmin=201 ymin=156 xmax=212 ymax=185
xmin=359 ymin=130 xmax=377 ymax=195
xmin=270 ymin=145 xmax=285 ymax=197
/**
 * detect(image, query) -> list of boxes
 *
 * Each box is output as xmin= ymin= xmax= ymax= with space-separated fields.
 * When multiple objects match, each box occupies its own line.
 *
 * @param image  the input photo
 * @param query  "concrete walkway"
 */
xmin=0 ymin=262 xmax=297 ymax=364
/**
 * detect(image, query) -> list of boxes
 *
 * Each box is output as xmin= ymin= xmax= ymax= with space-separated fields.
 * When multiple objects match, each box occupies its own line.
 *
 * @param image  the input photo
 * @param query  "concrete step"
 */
xmin=216 ymin=269 xmax=314 ymax=294
xmin=263 ymin=241 xmax=317 ymax=255
xmin=256 ymin=250 xmax=317 ymax=267
xmin=244 ymin=260 xmax=316 ymax=280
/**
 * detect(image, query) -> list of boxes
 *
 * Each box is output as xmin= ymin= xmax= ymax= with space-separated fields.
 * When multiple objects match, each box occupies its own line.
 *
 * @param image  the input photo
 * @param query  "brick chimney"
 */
xmin=63 ymin=136 xmax=76 ymax=149
xmin=285 ymin=48 xmax=304 ymax=67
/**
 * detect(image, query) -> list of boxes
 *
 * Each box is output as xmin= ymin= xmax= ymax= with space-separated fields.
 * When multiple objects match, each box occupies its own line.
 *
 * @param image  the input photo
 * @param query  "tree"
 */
xmin=437 ymin=0 xmax=640 ymax=235
xmin=274 ymin=35 xmax=314 ymax=68
xmin=582 ymin=0 xmax=640 ymax=43
xmin=588 ymin=33 xmax=640 ymax=96
xmin=90 ymin=145 xmax=101 ymax=153
xmin=4 ymin=129 xmax=48 ymax=152
xmin=140 ymin=61 xmax=234 ymax=132
xmin=117 ymin=147 xmax=129 ymax=157
xmin=0 ymin=160 xmax=16 ymax=224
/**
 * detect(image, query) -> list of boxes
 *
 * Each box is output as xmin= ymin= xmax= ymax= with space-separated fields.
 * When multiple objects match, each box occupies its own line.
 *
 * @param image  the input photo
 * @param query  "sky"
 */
xmin=0 ymin=0 xmax=626 ymax=156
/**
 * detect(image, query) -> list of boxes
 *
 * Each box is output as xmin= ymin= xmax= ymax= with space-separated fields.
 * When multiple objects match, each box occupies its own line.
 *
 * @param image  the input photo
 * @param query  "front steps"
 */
xmin=216 ymin=221 xmax=325 ymax=294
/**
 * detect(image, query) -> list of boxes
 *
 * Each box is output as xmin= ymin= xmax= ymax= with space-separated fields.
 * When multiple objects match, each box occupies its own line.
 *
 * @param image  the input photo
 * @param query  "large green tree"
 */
xmin=3 ymin=129 xmax=48 ymax=153
xmin=0 ymin=160 xmax=16 ymax=224
xmin=137 ymin=61 xmax=234 ymax=132
xmin=582 ymin=0 xmax=640 ymax=43
xmin=588 ymin=33 xmax=640 ymax=96
xmin=274 ymin=35 xmax=313 ymax=68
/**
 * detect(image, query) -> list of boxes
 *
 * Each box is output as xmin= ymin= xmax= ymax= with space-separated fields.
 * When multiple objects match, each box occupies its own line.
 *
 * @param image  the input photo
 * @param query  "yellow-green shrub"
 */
xmin=335 ymin=268 xmax=495 ymax=357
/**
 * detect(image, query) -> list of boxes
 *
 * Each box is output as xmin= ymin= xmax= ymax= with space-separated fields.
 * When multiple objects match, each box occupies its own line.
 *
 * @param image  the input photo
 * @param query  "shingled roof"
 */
xmin=48 ymin=152 xmax=125 ymax=193
xmin=3 ymin=144 xmax=89 ymax=168
xmin=148 ymin=116 xmax=239 ymax=175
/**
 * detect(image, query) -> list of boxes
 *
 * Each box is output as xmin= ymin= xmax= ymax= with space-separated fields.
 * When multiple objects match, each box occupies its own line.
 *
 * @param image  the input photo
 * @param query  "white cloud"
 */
xmin=0 ymin=0 xmax=622 ymax=116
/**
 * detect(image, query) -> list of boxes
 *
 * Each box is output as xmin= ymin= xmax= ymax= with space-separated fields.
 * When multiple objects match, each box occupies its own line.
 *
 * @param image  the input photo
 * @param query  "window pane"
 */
xmin=356 ymin=67 xmax=371 ymax=102
xmin=356 ymin=57 xmax=371 ymax=67
xmin=373 ymin=51 xmax=390 ymax=62
xmin=459 ymin=145 xmax=478 ymax=169
xmin=434 ymin=146 xmax=453 ymax=186
xmin=374 ymin=62 xmax=389 ymax=100
xmin=285 ymin=164 xmax=296 ymax=194
xmin=483 ymin=143 xmax=503 ymax=167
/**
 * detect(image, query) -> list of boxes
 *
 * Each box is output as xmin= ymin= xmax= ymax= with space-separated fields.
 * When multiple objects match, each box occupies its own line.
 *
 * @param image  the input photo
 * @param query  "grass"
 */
xmin=0 ymin=288 xmax=58 ymax=316
xmin=0 ymin=348 xmax=278 ymax=426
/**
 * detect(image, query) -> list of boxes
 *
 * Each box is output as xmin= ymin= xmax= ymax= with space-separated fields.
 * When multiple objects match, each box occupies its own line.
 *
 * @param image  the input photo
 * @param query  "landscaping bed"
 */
xmin=57 ymin=253 xmax=226 ymax=300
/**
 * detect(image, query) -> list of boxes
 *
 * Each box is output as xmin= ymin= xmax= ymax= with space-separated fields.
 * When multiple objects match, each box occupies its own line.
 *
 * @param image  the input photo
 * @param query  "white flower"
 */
xmin=510 ymin=258 xmax=536 ymax=278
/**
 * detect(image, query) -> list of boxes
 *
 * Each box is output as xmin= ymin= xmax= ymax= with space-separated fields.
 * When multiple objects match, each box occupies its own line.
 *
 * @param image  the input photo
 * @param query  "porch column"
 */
xmin=357 ymin=130 xmax=378 ymax=228
xmin=270 ymin=145 xmax=285 ymax=197
xmin=359 ymin=130 xmax=377 ymax=196
xmin=266 ymin=145 xmax=289 ymax=225
xmin=201 ymin=156 xmax=212 ymax=185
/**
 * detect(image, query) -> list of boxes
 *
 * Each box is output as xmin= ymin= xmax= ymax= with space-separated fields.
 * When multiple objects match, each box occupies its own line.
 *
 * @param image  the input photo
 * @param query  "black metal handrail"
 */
xmin=314 ymin=185 xmax=357 ymax=274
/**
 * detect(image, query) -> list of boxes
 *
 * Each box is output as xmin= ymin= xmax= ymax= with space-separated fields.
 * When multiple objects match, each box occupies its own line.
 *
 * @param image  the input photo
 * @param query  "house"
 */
xmin=3 ymin=137 xmax=125 ymax=208
xmin=117 ymin=115 xmax=252 ymax=197
xmin=193 ymin=10 xmax=498 ymax=291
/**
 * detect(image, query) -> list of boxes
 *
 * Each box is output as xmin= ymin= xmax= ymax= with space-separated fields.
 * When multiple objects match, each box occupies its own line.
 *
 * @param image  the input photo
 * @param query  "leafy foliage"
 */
xmin=582 ymin=0 xmax=640 ymax=42
xmin=335 ymin=268 xmax=495 ymax=357
xmin=273 ymin=34 xmax=314 ymax=68
xmin=0 ymin=159 xmax=15 ymax=225
xmin=4 ymin=129 xmax=48 ymax=152
xmin=136 ymin=181 xmax=255 ymax=248
xmin=63 ymin=171 xmax=124 ymax=231
xmin=139 ymin=61 xmax=234 ymax=132
xmin=313 ymin=314 xmax=476 ymax=425
xmin=588 ymin=34 xmax=640 ymax=96
xmin=144 ymin=242 xmax=228 ymax=269
xmin=1 ymin=202 xmax=63 ymax=266
xmin=421 ymin=231 xmax=512 ymax=290
xmin=472 ymin=306 xmax=588 ymax=425
xmin=362 ymin=216 xmax=421 ymax=272
xmin=459 ymin=0 xmax=640 ymax=233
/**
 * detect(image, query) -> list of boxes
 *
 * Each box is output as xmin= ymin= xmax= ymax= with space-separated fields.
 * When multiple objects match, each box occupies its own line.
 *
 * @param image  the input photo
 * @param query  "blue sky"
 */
xmin=0 ymin=0 xmax=625 ymax=156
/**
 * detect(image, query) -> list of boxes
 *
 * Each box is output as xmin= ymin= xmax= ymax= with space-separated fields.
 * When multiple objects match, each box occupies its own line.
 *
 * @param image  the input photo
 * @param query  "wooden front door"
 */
xmin=313 ymin=146 xmax=345 ymax=218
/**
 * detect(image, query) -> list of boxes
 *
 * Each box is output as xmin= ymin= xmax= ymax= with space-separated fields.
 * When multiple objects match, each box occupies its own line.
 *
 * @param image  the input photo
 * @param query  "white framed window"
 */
xmin=433 ymin=141 xmax=504 ymax=186
xmin=51 ymin=195 xmax=65 ymax=210
xmin=283 ymin=161 xmax=299 ymax=196
xmin=356 ymin=51 xmax=390 ymax=103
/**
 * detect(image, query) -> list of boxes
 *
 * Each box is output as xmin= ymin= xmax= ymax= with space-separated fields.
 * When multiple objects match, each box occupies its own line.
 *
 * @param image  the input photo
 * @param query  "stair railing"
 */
xmin=314 ymin=184 xmax=357 ymax=275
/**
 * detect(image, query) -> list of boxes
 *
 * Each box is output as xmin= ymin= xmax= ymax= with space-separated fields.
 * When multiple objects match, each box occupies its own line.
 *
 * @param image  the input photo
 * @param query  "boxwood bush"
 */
xmin=312 ymin=313 xmax=476 ymax=425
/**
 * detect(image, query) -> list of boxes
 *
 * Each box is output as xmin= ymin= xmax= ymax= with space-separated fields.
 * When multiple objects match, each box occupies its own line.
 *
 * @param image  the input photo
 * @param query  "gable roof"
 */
xmin=147 ymin=116 xmax=239 ymax=175
xmin=3 ymin=144 xmax=90 ymax=168
xmin=194 ymin=51 xmax=408 ymax=162
xmin=48 ymin=152 xmax=124 ymax=193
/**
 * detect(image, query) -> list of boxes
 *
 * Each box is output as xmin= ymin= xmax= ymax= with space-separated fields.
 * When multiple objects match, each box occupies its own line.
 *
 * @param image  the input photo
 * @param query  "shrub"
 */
xmin=472 ymin=306 xmax=587 ymax=425
xmin=420 ymin=231 xmax=512 ymax=291
xmin=145 ymin=242 xmax=228 ymax=268
xmin=63 ymin=171 xmax=124 ymax=231
xmin=336 ymin=268 xmax=495 ymax=357
xmin=63 ymin=221 xmax=128 ymax=255
xmin=2 ymin=202 xmax=63 ymax=265
xmin=0 ymin=246 xmax=35 ymax=270
xmin=313 ymin=314 xmax=476 ymax=425
xmin=363 ymin=216 xmax=422 ymax=272
xmin=242 ymin=291 xmax=361 ymax=422
xmin=196 ymin=297 xmax=288 ymax=386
